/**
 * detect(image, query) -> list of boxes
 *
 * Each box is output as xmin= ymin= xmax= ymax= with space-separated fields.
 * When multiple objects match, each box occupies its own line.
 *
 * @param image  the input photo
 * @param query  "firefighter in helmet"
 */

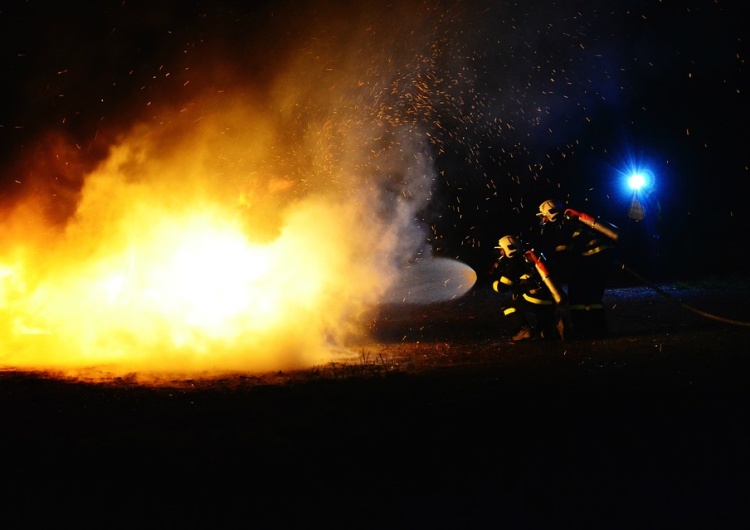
xmin=490 ymin=235 xmax=563 ymax=341
xmin=535 ymin=199 xmax=618 ymax=339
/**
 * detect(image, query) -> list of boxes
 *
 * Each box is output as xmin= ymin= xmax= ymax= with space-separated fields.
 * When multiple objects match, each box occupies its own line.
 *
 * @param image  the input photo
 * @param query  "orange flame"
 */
xmin=0 ymin=2 xmax=478 ymax=383
xmin=0 ymin=104 xmax=401 ymax=383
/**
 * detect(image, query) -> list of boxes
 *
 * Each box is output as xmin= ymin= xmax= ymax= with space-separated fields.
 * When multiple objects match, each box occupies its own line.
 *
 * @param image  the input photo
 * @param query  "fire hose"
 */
xmin=618 ymin=261 xmax=750 ymax=328
xmin=524 ymin=250 xmax=566 ymax=305
xmin=564 ymin=208 xmax=620 ymax=242
xmin=535 ymin=207 xmax=749 ymax=327
xmin=563 ymin=208 xmax=750 ymax=327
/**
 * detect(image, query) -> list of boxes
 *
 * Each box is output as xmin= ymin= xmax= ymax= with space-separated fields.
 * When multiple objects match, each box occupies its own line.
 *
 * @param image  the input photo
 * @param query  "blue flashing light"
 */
xmin=628 ymin=172 xmax=647 ymax=191
xmin=617 ymin=161 xmax=655 ymax=196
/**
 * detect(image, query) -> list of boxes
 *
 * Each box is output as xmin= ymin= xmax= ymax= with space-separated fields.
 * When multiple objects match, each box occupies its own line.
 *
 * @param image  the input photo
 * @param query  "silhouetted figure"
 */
xmin=534 ymin=200 xmax=618 ymax=339
xmin=490 ymin=235 xmax=563 ymax=341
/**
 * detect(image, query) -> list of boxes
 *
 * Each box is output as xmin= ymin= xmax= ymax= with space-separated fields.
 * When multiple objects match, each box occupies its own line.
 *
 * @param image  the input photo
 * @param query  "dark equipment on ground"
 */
xmin=619 ymin=261 xmax=750 ymax=328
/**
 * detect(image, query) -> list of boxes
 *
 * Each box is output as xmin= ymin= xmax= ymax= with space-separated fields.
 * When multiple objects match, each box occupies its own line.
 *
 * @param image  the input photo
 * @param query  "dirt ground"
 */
xmin=2 ymin=279 xmax=750 ymax=528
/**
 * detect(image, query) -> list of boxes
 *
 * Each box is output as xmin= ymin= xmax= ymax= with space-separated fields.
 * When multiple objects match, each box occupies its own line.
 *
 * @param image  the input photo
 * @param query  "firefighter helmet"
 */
xmin=537 ymin=199 xmax=562 ymax=223
xmin=495 ymin=235 xmax=522 ymax=258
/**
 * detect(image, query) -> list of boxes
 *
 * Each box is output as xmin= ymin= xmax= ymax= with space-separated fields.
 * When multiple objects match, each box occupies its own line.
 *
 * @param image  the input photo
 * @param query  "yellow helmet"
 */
xmin=495 ymin=235 xmax=522 ymax=258
xmin=537 ymin=199 xmax=562 ymax=223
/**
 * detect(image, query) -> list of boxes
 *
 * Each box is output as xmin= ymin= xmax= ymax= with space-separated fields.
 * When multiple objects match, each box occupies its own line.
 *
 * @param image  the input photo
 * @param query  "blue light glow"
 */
xmin=624 ymin=167 xmax=654 ymax=192
xmin=612 ymin=149 xmax=661 ymax=222
xmin=613 ymin=150 xmax=657 ymax=197
xmin=628 ymin=172 xmax=647 ymax=190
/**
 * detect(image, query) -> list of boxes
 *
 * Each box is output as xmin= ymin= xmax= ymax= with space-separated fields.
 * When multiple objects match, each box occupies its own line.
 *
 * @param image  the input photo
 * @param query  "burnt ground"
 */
xmin=2 ymin=278 xmax=750 ymax=529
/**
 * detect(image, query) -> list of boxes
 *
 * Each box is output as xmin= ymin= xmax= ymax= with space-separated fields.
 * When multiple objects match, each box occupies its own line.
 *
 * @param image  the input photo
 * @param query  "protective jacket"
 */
xmin=537 ymin=209 xmax=617 ymax=339
xmin=540 ymin=212 xmax=616 ymax=270
xmin=492 ymin=253 xmax=555 ymax=305
xmin=491 ymin=251 xmax=559 ymax=339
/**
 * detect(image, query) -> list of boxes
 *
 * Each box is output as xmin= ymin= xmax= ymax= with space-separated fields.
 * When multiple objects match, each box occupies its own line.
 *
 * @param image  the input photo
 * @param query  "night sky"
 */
xmin=1 ymin=0 xmax=747 ymax=280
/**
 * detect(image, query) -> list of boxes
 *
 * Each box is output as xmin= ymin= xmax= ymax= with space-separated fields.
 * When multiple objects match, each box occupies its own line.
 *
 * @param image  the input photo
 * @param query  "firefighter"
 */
xmin=535 ymin=199 xmax=618 ymax=339
xmin=490 ymin=235 xmax=563 ymax=341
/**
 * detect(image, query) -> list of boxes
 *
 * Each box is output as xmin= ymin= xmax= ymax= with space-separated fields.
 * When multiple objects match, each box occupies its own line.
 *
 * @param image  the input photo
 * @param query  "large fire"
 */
xmin=0 ymin=2 xmax=483 ymax=382
xmin=0 ymin=99 xmax=475 ymax=382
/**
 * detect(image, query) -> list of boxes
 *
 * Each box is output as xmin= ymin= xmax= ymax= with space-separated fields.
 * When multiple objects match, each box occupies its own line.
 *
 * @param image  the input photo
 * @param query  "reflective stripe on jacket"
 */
xmin=522 ymin=293 xmax=554 ymax=305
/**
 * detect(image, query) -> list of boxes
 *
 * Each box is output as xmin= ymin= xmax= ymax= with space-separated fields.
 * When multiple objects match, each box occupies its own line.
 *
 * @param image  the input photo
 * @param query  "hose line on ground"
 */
xmin=618 ymin=261 xmax=750 ymax=328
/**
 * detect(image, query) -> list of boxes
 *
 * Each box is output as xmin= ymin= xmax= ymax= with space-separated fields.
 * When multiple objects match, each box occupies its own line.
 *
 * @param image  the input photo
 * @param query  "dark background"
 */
xmin=1 ymin=0 xmax=747 ymax=281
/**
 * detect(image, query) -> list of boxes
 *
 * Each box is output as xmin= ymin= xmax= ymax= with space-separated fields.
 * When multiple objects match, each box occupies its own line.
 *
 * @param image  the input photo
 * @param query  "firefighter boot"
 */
xmin=511 ymin=325 xmax=533 ymax=342
xmin=540 ymin=319 xmax=565 ymax=341
xmin=556 ymin=317 xmax=566 ymax=340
